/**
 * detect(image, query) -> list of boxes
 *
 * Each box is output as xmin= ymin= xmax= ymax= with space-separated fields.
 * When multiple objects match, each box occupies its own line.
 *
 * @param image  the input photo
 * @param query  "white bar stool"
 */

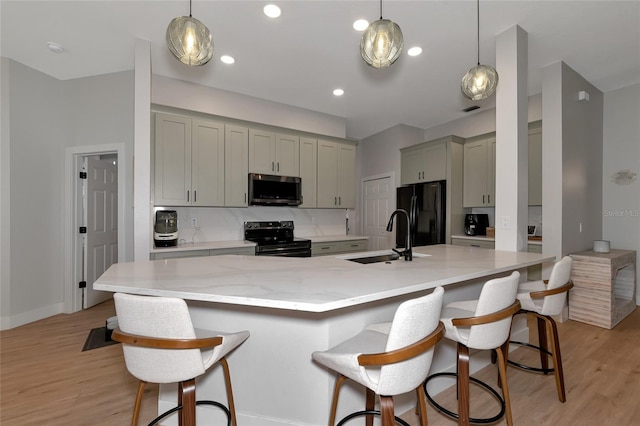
xmin=312 ymin=287 xmax=445 ymax=426
xmin=112 ymin=293 xmax=249 ymax=426
xmin=424 ymin=272 xmax=521 ymax=426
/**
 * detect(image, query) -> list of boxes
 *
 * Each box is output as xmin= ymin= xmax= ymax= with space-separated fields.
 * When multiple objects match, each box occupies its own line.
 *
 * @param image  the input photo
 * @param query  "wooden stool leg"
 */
xmin=365 ymin=388 xmax=375 ymax=426
xmin=416 ymin=385 xmax=429 ymax=426
xmin=329 ymin=375 xmax=347 ymax=426
xmin=180 ymin=379 xmax=197 ymax=426
xmin=131 ymin=381 xmax=146 ymax=426
xmin=547 ymin=317 xmax=567 ymax=402
xmin=219 ymin=357 xmax=239 ymax=426
xmin=494 ymin=347 xmax=513 ymax=426
xmin=457 ymin=343 xmax=471 ymax=426
xmin=537 ymin=315 xmax=549 ymax=372
xmin=379 ymin=396 xmax=395 ymax=426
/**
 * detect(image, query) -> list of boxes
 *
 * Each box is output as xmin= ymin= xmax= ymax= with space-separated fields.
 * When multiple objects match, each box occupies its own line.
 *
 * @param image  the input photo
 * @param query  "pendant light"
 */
xmin=360 ymin=0 xmax=403 ymax=68
xmin=166 ymin=0 xmax=213 ymax=67
xmin=461 ymin=0 xmax=498 ymax=100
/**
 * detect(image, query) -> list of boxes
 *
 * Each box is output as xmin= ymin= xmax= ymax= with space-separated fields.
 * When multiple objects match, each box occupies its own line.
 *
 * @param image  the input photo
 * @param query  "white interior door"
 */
xmin=84 ymin=157 xmax=118 ymax=308
xmin=362 ymin=176 xmax=395 ymax=251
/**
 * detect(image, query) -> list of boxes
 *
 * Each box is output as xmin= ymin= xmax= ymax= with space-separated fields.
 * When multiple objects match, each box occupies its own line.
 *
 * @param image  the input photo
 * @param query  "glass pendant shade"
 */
xmin=461 ymin=64 xmax=499 ymax=100
xmin=166 ymin=15 xmax=213 ymax=66
xmin=360 ymin=19 xmax=403 ymax=69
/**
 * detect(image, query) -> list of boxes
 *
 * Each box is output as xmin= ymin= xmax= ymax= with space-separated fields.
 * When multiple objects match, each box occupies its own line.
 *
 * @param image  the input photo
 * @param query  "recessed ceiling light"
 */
xmin=47 ymin=41 xmax=64 ymax=54
xmin=333 ymin=88 xmax=344 ymax=96
xmin=220 ymin=55 xmax=235 ymax=64
xmin=353 ymin=19 xmax=369 ymax=31
xmin=264 ymin=4 xmax=281 ymax=18
xmin=407 ymin=47 xmax=422 ymax=57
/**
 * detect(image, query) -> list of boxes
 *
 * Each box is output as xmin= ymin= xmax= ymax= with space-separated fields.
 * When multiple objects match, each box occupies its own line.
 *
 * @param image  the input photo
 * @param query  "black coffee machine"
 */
xmin=464 ymin=214 xmax=489 ymax=236
xmin=154 ymin=210 xmax=178 ymax=247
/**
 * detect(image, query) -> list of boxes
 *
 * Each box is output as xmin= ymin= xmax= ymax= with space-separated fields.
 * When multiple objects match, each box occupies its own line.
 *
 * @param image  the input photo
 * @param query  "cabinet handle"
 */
xmin=488 ymin=194 xmax=490 ymax=204
xmin=272 ymin=161 xmax=275 ymax=171
xmin=471 ymin=244 xmax=480 ymax=247
xmin=244 ymin=193 xmax=247 ymax=203
xmin=277 ymin=162 xmax=280 ymax=172
xmin=418 ymin=172 xmax=421 ymax=180
xmin=482 ymin=195 xmax=485 ymax=204
xmin=339 ymin=196 xmax=341 ymax=205
xmin=334 ymin=196 xmax=337 ymax=205
xmin=194 ymin=190 xmax=197 ymax=203
xmin=187 ymin=190 xmax=190 ymax=202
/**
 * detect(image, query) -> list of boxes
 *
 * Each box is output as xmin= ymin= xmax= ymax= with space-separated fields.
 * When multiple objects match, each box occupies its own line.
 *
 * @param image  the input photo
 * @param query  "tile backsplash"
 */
xmin=154 ymin=206 xmax=350 ymax=245
xmin=469 ymin=206 xmax=543 ymax=236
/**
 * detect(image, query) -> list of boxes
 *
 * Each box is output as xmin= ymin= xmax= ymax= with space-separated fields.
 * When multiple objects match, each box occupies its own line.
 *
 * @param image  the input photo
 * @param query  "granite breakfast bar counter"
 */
xmin=94 ymin=244 xmax=553 ymax=426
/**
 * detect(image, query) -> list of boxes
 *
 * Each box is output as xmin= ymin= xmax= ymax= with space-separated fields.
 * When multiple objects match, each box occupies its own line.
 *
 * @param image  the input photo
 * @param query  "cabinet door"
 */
xmin=486 ymin=136 xmax=496 ymax=206
xmin=225 ymin=125 xmax=249 ymax=207
xmin=337 ymin=143 xmax=356 ymax=208
xmin=275 ymin=133 xmax=300 ymax=176
xmin=192 ymin=119 xmax=225 ymax=206
xmin=317 ymin=140 xmax=338 ymax=208
xmin=463 ymin=139 xmax=490 ymax=207
xmin=400 ymin=145 xmax=424 ymax=185
xmin=422 ymin=143 xmax=447 ymax=182
xmin=528 ymin=126 xmax=542 ymax=205
xmin=154 ymin=113 xmax=191 ymax=206
xmin=248 ymin=129 xmax=275 ymax=174
xmin=299 ymin=137 xmax=317 ymax=208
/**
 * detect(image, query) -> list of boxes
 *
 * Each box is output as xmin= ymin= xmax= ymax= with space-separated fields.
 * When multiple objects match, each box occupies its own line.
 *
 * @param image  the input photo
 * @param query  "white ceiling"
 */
xmin=2 ymin=1 xmax=639 ymax=139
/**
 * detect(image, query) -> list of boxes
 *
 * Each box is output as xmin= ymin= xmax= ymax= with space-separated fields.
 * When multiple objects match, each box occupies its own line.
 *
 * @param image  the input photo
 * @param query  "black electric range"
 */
xmin=244 ymin=221 xmax=311 ymax=257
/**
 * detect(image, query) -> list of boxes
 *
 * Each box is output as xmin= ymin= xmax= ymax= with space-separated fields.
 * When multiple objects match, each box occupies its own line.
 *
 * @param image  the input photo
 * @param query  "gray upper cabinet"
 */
xmin=249 ymin=129 xmax=300 ymax=176
xmin=299 ymin=136 xmax=318 ymax=208
xmin=400 ymin=141 xmax=447 ymax=185
xmin=528 ymin=122 xmax=542 ymax=206
xmin=463 ymin=134 xmax=496 ymax=207
xmin=225 ymin=124 xmax=249 ymax=207
xmin=317 ymin=140 xmax=356 ymax=208
xmin=154 ymin=113 xmax=225 ymax=207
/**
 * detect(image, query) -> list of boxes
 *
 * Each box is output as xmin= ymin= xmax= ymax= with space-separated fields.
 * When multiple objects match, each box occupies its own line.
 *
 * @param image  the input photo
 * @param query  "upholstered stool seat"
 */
xmin=312 ymin=287 xmax=445 ymax=426
xmin=509 ymin=256 xmax=573 ymax=402
xmin=424 ymin=272 xmax=521 ymax=426
xmin=112 ymin=293 xmax=249 ymax=426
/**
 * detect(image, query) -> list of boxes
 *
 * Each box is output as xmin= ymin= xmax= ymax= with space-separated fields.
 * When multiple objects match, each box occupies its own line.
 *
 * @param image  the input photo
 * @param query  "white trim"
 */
xmin=359 ymin=172 xmax=395 ymax=236
xmin=64 ymin=143 xmax=125 ymax=313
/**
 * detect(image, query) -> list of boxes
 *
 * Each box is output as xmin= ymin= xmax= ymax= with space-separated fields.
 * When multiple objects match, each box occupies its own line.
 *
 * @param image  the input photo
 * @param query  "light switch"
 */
xmin=501 ymin=216 xmax=511 ymax=229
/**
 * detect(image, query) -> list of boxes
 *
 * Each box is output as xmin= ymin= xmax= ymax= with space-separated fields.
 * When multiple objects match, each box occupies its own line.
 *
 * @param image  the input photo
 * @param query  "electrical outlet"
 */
xmin=191 ymin=218 xmax=198 ymax=228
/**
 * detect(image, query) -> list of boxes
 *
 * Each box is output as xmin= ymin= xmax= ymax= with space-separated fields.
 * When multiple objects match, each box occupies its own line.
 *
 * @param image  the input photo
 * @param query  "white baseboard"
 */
xmin=0 ymin=302 xmax=64 ymax=330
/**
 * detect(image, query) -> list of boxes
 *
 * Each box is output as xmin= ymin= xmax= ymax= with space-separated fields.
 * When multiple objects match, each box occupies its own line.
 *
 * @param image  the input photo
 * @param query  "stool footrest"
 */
xmin=148 ymin=400 xmax=231 ymax=426
xmin=508 ymin=340 xmax=555 ymax=374
xmin=336 ymin=409 xmax=410 ymax=426
xmin=424 ymin=372 xmax=506 ymax=424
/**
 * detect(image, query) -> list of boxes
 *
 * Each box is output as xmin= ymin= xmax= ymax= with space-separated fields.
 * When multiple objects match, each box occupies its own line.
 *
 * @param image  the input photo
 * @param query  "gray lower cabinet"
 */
xmin=152 ymin=246 xmax=255 ymax=260
xmin=312 ymin=239 xmax=368 ymax=256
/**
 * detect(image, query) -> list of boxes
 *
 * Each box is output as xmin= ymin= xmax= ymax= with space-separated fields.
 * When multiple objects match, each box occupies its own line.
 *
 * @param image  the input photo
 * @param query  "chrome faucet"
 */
xmin=386 ymin=209 xmax=412 ymax=261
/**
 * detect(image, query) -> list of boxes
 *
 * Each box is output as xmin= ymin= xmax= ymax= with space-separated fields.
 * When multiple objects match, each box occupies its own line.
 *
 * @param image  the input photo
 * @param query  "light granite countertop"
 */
xmin=451 ymin=234 xmax=543 ymax=246
xmin=96 ymin=244 xmax=552 ymax=313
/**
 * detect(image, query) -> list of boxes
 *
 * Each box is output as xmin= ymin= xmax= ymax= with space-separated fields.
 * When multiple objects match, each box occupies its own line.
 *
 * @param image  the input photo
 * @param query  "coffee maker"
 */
xmin=464 ymin=213 xmax=489 ymax=236
xmin=154 ymin=210 xmax=178 ymax=247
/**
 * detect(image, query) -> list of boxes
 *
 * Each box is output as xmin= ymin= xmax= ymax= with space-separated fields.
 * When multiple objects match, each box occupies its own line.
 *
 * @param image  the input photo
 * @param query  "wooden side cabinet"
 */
xmin=569 ymin=249 xmax=637 ymax=329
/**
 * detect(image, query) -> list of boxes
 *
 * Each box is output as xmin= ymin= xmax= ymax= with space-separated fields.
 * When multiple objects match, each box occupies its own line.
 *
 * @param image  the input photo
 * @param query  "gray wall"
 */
xmin=603 ymin=83 xmax=640 ymax=304
xmin=0 ymin=59 xmax=135 ymax=328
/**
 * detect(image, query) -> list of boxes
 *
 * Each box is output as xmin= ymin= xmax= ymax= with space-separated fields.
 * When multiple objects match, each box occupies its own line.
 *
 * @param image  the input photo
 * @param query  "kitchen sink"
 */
xmin=339 ymin=251 xmax=429 ymax=264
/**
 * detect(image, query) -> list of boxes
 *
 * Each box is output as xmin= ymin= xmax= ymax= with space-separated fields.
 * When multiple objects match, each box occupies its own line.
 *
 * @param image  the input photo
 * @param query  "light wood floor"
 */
xmin=2 ymin=300 xmax=639 ymax=425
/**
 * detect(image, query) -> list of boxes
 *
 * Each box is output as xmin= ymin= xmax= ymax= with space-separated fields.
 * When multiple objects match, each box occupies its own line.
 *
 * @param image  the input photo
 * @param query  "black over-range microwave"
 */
xmin=248 ymin=173 xmax=302 ymax=206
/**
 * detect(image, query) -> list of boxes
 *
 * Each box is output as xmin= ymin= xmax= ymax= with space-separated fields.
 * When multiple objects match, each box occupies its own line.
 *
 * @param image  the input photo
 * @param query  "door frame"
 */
xmin=64 ymin=144 xmax=125 ymax=313
xmin=360 ymin=172 xmax=395 ymax=239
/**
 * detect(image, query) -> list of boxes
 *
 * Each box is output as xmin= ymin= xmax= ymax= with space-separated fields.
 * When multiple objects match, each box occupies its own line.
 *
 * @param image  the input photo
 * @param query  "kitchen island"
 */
xmin=95 ymin=244 xmax=553 ymax=426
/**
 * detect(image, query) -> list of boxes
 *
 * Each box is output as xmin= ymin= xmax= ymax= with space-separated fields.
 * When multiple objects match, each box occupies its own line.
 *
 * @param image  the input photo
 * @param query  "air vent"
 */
xmin=462 ymin=105 xmax=480 ymax=113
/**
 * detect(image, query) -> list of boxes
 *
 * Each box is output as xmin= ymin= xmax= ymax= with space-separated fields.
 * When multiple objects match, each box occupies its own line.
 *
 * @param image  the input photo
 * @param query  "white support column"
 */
xmin=133 ymin=39 xmax=152 ymax=261
xmin=495 ymin=25 xmax=528 ymax=252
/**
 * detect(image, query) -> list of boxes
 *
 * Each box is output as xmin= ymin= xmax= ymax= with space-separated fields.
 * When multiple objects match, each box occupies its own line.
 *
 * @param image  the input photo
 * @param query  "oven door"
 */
xmin=255 ymin=244 xmax=311 ymax=258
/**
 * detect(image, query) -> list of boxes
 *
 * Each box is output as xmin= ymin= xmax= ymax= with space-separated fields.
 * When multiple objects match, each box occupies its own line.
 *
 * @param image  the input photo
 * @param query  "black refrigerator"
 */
xmin=395 ymin=180 xmax=446 ymax=248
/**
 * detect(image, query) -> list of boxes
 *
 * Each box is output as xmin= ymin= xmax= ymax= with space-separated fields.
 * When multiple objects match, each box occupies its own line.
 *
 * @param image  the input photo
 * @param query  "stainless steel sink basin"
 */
xmin=346 ymin=253 xmax=401 ymax=264
xmin=340 ymin=251 xmax=429 ymax=264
